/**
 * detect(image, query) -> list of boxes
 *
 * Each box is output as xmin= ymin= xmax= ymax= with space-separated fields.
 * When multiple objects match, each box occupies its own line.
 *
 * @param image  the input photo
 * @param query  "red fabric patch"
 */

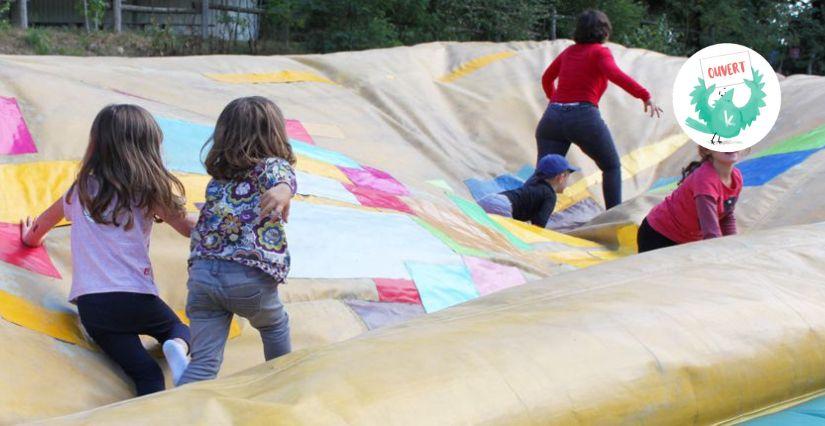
xmin=345 ymin=184 xmax=413 ymax=215
xmin=374 ymin=278 xmax=421 ymax=304
xmin=286 ymin=119 xmax=314 ymax=145
xmin=0 ymin=222 xmax=61 ymax=279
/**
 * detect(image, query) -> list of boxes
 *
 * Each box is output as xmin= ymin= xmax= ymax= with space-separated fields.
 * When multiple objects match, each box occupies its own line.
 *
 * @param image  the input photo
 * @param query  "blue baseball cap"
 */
xmin=537 ymin=154 xmax=579 ymax=176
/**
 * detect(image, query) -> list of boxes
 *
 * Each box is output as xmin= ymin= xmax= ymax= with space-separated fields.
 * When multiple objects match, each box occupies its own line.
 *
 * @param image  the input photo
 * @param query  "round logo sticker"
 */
xmin=673 ymin=43 xmax=781 ymax=152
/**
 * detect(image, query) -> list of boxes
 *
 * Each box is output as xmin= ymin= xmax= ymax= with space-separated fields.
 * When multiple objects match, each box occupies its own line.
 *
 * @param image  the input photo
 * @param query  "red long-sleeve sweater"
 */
xmin=542 ymin=43 xmax=650 ymax=106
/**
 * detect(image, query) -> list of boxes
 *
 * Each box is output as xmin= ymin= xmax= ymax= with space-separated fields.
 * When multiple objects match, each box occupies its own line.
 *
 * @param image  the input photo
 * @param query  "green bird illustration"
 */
xmin=685 ymin=68 xmax=767 ymax=144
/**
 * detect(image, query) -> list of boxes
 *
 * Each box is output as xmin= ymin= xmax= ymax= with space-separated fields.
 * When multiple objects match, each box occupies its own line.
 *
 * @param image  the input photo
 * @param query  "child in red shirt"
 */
xmin=637 ymin=147 xmax=743 ymax=252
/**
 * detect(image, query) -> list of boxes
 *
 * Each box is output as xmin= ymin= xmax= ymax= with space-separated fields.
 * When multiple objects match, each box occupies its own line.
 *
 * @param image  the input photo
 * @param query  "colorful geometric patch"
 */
xmin=738 ymin=149 xmax=820 ymax=186
xmin=292 ymin=140 xmax=360 ymax=168
xmin=374 ymin=278 xmax=422 ymax=305
xmin=0 ymin=97 xmax=37 ymax=156
xmin=345 ymin=184 xmax=413 ymax=214
xmin=296 ymin=171 xmax=359 ymax=204
xmin=286 ymin=119 xmax=314 ymax=145
xmin=463 ymin=256 xmax=525 ymax=296
xmin=447 ymin=193 xmax=532 ymax=251
xmin=0 ymin=161 xmax=76 ymax=224
xmin=0 ymin=222 xmax=61 ymax=279
xmin=157 ymin=117 xmax=213 ymax=175
xmin=341 ymin=166 xmax=409 ymax=196
xmin=405 ymin=262 xmax=479 ymax=313
xmin=287 ymin=201 xmax=460 ymax=279
xmin=438 ymin=51 xmax=517 ymax=83
xmin=205 ymin=70 xmax=335 ymax=85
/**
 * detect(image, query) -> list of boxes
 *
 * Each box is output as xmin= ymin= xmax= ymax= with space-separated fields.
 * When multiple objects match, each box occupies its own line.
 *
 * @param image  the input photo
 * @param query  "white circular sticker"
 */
xmin=672 ymin=43 xmax=781 ymax=152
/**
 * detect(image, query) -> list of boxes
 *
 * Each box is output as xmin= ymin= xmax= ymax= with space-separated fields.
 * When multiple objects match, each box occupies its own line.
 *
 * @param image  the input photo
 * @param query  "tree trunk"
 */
xmin=113 ymin=0 xmax=122 ymax=33
xmin=18 ymin=0 xmax=27 ymax=29
xmin=82 ymin=0 xmax=90 ymax=33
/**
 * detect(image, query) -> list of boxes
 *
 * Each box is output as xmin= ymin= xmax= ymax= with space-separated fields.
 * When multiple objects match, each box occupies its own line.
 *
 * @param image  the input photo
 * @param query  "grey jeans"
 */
xmin=178 ymin=259 xmax=290 ymax=385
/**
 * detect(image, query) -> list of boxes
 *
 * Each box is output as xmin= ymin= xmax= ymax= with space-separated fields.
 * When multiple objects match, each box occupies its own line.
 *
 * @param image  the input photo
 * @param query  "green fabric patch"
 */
xmin=447 ymin=193 xmax=533 ymax=251
xmin=752 ymin=125 xmax=825 ymax=158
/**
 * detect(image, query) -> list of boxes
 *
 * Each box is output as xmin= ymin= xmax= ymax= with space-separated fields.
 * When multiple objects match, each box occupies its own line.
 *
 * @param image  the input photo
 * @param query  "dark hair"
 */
xmin=678 ymin=146 xmax=713 ymax=185
xmin=574 ymin=9 xmax=612 ymax=44
xmin=68 ymin=104 xmax=186 ymax=230
xmin=204 ymin=96 xmax=296 ymax=180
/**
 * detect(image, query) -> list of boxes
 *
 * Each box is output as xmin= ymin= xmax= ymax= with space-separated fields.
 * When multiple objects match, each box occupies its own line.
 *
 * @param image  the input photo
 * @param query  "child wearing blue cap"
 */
xmin=478 ymin=154 xmax=577 ymax=228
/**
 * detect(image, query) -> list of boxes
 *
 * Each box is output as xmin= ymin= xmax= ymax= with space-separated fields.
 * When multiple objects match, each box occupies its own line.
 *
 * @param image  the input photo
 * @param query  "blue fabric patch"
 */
xmin=738 ymin=149 xmax=819 ymax=186
xmin=405 ymin=262 xmax=479 ymax=313
xmin=746 ymin=395 xmax=825 ymax=424
xmin=651 ymin=176 xmax=679 ymax=190
xmin=465 ymin=172 xmax=526 ymax=202
xmin=291 ymin=139 xmax=361 ymax=168
xmin=515 ymin=164 xmax=536 ymax=181
xmin=158 ymin=117 xmax=213 ymax=174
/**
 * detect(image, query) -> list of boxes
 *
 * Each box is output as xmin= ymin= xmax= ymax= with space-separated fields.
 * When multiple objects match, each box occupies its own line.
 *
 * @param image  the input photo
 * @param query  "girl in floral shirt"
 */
xmin=179 ymin=96 xmax=297 ymax=385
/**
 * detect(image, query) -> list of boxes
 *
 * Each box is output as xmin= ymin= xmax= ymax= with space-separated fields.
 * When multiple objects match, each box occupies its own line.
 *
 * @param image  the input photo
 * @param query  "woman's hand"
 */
xmin=261 ymin=183 xmax=294 ymax=223
xmin=644 ymin=99 xmax=663 ymax=118
xmin=20 ymin=216 xmax=42 ymax=247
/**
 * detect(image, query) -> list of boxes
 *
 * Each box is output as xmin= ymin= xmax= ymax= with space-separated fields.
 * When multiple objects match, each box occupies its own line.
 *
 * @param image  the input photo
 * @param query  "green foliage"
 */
xmin=145 ymin=22 xmax=180 ymax=55
xmin=24 ymin=28 xmax=50 ymax=54
xmin=0 ymin=0 xmax=11 ymax=29
xmin=75 ymin=0 xmax=107 ymax=31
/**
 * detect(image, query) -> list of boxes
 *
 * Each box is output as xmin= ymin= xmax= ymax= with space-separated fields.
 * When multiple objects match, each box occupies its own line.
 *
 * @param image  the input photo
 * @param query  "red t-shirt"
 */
xmin=542 ymin=43 xmax=650 ymax=106
xmin=647 ymin=161 xmax=743 ymax=244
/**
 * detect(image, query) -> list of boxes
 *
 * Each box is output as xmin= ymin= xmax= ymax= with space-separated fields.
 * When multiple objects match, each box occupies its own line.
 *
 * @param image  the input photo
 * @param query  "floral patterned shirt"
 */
xmin=190 ymin=158 xmax=297 ymax=283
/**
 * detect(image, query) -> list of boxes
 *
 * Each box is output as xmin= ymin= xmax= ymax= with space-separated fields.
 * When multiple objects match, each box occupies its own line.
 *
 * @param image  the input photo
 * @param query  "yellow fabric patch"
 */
xmin=542 ymin=248 xmax=625 ymax=268
xmin=0 ymin=161 xmax=77 ymax=224
xmin=205 ymin=71 xmax=335 ymax=85
xmin=489 ymin=215 xmax=603 ymax=248
xmin=557 ymin=134 xmax=691 ymax=211
xmin=0 ymin=288 xmax=242 ymax=350
xmin=617 ymin=224 xmax=639 ymax=253
xmin=177 ymin=173 xmax=211 ymax=211
xmin=295 ymin=155 xmax=351 ymax=183
xmin=0 ymin=289 xmax=91 ymax=349
xmin=439 ymin=51 xmax=517 ymax=83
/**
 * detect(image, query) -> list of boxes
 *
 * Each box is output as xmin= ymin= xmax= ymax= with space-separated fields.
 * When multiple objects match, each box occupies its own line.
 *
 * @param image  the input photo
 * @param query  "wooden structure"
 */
xmin=10 ymin=0 xmax=263 ymax=41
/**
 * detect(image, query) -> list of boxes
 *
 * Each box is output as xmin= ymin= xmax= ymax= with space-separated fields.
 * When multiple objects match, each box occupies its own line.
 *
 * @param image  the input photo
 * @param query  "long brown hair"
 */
xmin=574 ymin=9 xmax=611 ymax=44
xmin=678 ymin=146 xmax=713 ymax=185
xmin=204 ymin=96 xmax=296 ymax=180
xmin=68 ymin=104 xmax=185 ymax=229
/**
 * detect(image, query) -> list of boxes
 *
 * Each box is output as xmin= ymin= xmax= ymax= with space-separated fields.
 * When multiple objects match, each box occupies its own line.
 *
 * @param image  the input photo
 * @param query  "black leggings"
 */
xmin=636 ymin=218 xmax=678 ymax=253
xmin=77 ymin=292 xmax=190 ymax=396
xmin=535 ymin=102 xmax=622 ymax=209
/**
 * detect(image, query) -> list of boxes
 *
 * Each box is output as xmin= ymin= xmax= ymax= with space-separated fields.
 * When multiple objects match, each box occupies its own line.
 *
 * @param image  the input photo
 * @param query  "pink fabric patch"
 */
xmin=0 ymin=222 xmax=61 ymax=279
xmin=463 ymin=256 xmax=525 ymax=296
xmin=374 ymin=278 xmax=421 ymax=304
xmin=345 ymin=184 xmax=413 ymax=215
xmin=286 ymin=119 xmax=314 ymax=145
xmin=341 ymin=166 xmax=409 ymax=196
xmin=0 ymin=97 xmax=37 ymax=155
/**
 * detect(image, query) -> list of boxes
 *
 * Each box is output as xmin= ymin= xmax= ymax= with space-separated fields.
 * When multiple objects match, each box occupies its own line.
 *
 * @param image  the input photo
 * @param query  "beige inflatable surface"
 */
xmin=0 ymin=40 xmax=823 ymax=424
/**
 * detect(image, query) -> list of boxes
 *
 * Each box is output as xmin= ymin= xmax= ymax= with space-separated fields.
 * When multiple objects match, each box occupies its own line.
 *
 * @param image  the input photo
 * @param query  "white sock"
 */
xmin=162 ymin=339 xmax=189 ymax=386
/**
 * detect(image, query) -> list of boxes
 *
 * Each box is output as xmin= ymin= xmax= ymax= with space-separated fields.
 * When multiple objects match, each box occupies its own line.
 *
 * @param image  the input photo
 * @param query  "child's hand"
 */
xmin=644 ymin=99 xmax=663 ymax=118
xmin=20 ymin=216 xmax=42 ymax=247
xmin=261 ymin=183 xmax=293 ymax=223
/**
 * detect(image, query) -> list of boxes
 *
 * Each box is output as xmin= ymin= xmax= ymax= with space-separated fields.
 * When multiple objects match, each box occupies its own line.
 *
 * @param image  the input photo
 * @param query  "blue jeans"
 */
xmin=535 ymin=102 xmax=622 ymax=209
xmin=178 ymin=259 xmax=290 ymax=385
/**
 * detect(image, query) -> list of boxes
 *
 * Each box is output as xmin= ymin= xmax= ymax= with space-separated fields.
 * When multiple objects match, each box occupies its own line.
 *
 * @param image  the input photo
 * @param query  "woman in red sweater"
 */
xmin=538 ymin=9 xmax=662 ymax=209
